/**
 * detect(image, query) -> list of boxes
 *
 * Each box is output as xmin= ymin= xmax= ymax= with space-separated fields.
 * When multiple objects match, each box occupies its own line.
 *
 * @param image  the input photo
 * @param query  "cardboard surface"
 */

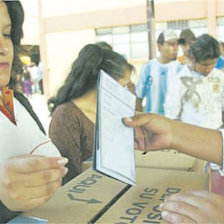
xmin=83 ymin=150 xmax=205 ymax=174
xmin=22 ymin=167 xmax=208 ymax=223
xmin=135 ymin=150 xmax=205 ymax=172
xmin=96 ymin=168 xmax=209 ymax=224
xmin=82 ymin=160 xmax=92 ymax=172
xmin=23 ymin=169 xmax=128 ymax=223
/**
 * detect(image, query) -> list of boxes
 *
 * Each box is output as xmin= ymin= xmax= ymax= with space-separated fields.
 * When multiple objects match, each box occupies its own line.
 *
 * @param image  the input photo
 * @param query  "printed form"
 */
xmin=93 ymin=70 xmax=136 ymax=185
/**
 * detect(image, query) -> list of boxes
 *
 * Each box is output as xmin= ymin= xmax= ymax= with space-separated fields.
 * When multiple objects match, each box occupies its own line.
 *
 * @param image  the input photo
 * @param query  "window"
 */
xmin=217 ymin=17 xmax=224 ymax=41
xmin=95 ymin=24 xmax=148 ymax=59
xmin=188 ymin=19 xmax=207 ymax=37
xmin=167 ymin=20 xmax=188 ymax=30
xmin=130 ymin=24 xmax=148 ymax=59
xmin=95 ymin=19 xmax=208 ymax=59
xmin=156 ymin=19 xmax=207 ymax=38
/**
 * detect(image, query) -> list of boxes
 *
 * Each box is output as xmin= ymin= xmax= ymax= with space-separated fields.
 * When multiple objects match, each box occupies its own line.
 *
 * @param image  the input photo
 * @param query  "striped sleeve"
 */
xmin=135 ymin=63 xmax=149 ymax=99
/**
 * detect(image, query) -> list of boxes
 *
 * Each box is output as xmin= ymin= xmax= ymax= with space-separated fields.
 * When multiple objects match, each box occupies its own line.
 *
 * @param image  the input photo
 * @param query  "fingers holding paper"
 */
xmin=124 ymin=113 xmax=222 ymax=165
xmin=123 ymin=113 xmax=173 ymax=151
xmin=0 ymin=155 xmax=68 ymax=211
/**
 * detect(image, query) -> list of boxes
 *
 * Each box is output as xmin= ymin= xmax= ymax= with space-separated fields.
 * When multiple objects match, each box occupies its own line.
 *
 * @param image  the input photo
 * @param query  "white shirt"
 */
xmin=0 ymin=97 xmax=60 ymax=162
xmin=135 ymin=58 xmax=183 ymax=114
xmin=164 ymin=66 xmax=224 ymax=129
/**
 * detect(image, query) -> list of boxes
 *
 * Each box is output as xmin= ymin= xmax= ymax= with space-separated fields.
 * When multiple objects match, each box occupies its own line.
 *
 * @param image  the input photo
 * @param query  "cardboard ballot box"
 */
xmin=96 ymin=168 xmax=209 ymax=223
xmin=82 ymin=160 xmax=92 ymax=171
xmin=82 ymin=150 xmax=205 ymax=175
xmin=135 ymin=150 xmax=205 ymax=172
xmin=22 ymin=168 xmax=208 ymax=223
xmin=23 ymin=169 xmax=128 ymax=223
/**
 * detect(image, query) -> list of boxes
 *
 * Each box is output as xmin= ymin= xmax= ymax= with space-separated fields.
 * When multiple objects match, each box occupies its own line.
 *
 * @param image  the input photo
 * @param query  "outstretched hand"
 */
xmin=123 ymin=113 xmax=174 ymax=151
xmin=160 ymin=191 xmax=224 ymax=223
xmin=0 ymin=154 xmax=68 ymax=211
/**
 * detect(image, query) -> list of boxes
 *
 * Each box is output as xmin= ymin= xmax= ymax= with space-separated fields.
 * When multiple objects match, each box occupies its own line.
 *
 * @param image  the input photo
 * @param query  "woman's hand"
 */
xmin=160 ymin=191 xmax=224 ymax=223
xmin=0 ymin=155 xmax=68 ymax=211
xmin=123 ymin=113 xmax=174 ymax=151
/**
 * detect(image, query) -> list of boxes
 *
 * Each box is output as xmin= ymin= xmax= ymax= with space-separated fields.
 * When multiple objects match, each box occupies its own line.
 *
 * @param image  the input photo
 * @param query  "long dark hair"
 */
xmin=2 ymin=2 xmax=46 ymax=134
xmin=4 ymin=0 xmax=24 ymax=88
xmin=48 ymin=44 xmax=135 ymax=114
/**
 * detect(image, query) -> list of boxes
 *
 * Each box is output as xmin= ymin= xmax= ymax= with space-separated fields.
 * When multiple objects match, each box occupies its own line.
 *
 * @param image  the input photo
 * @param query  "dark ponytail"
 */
xmin=48 ymin=44 xmax=104 ymax=113
xmin=48 ymin=44 xmax=135 ymax=114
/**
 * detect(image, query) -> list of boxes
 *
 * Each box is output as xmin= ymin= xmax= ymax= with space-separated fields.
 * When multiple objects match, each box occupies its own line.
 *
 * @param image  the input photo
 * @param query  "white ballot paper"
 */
xmin=93 ymin=70 xmax=136 ymax=185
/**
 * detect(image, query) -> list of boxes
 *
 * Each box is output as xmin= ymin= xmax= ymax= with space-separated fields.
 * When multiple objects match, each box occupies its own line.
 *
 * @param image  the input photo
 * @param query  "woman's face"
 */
xmin=0 ymin=1 xmax=13 ymax=90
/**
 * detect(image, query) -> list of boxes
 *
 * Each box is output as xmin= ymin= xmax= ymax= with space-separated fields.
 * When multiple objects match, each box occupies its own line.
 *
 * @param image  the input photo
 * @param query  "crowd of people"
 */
xmin=132 ymin=28 xmax=224 ymax=223
xmin=1 ymin=0 xmax=224 ymax=223
xmin=14 ymin=62 xmax=43 ymax=98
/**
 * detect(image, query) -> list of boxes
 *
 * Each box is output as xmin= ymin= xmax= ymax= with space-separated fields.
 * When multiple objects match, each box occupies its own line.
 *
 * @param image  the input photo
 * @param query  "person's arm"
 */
xmin=49 ymin=105 xmax=84 ymax=185
xmin=123 ymin=113 xmax=223 ymax=166
xmin=172 ymin=117 xmax=222 ymax=165
xmin=124 ymin=114 xmax=224 ymax=223
xmin=135 ymin=98 xmax=143 ymax=112
xmin=135 ymin=63 xmax=149 ymax=112
xmin=0 ymin=155 xmax=68 ymax=223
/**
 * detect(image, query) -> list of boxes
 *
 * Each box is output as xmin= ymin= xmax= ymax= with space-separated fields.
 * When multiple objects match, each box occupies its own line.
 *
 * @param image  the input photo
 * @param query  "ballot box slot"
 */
xmin=88 ymin=184 xmax=131 ymax=223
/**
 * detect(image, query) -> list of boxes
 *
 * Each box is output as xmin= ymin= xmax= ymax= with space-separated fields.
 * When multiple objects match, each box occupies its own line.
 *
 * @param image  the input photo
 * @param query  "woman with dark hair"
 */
xmin=0 ymin=1 xmax=68 ymax=222
xmin=48 ymin=44 xmax=135 ymax=184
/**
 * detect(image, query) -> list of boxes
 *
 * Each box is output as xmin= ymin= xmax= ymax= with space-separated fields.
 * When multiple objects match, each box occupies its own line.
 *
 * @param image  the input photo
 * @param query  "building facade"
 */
xmin=36 ymin=0 xmax=224 ymax=97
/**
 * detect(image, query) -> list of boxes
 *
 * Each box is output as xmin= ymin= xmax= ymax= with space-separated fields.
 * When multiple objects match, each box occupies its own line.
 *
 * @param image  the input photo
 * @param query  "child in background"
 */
xmin=165 ymin=34 xmax=224 ymax=129
xmin=22 ymin=71 xmax=32 ymax=98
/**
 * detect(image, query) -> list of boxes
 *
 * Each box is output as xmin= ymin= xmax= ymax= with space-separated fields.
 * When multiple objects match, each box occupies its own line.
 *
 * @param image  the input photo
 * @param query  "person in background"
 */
xmin=164 ymin=34 xmax=224 ymax=130
xmin=38 ymin=61 xmax=43 ymax=94
xmin=216 ymin=41 xmax=224 ymax=72
xmin=178 ymin=28 xmax=196 ymax=65
xmin=135 ymin=29 xmax=182 ymax=114
xmin=0 ymin=1 xmax=68 ymax=222
xmin=22 ymin=68 xmax=32 ymax=98
xmin=124 ymin=113 xmax=224 ymax=223
xmin=28 ymin=62 xmax=39 ymax=93
xmin=48 ymin=44 xmax=135 ymax=184
xmin=14 ymin=72 xmax=23 ymax=92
